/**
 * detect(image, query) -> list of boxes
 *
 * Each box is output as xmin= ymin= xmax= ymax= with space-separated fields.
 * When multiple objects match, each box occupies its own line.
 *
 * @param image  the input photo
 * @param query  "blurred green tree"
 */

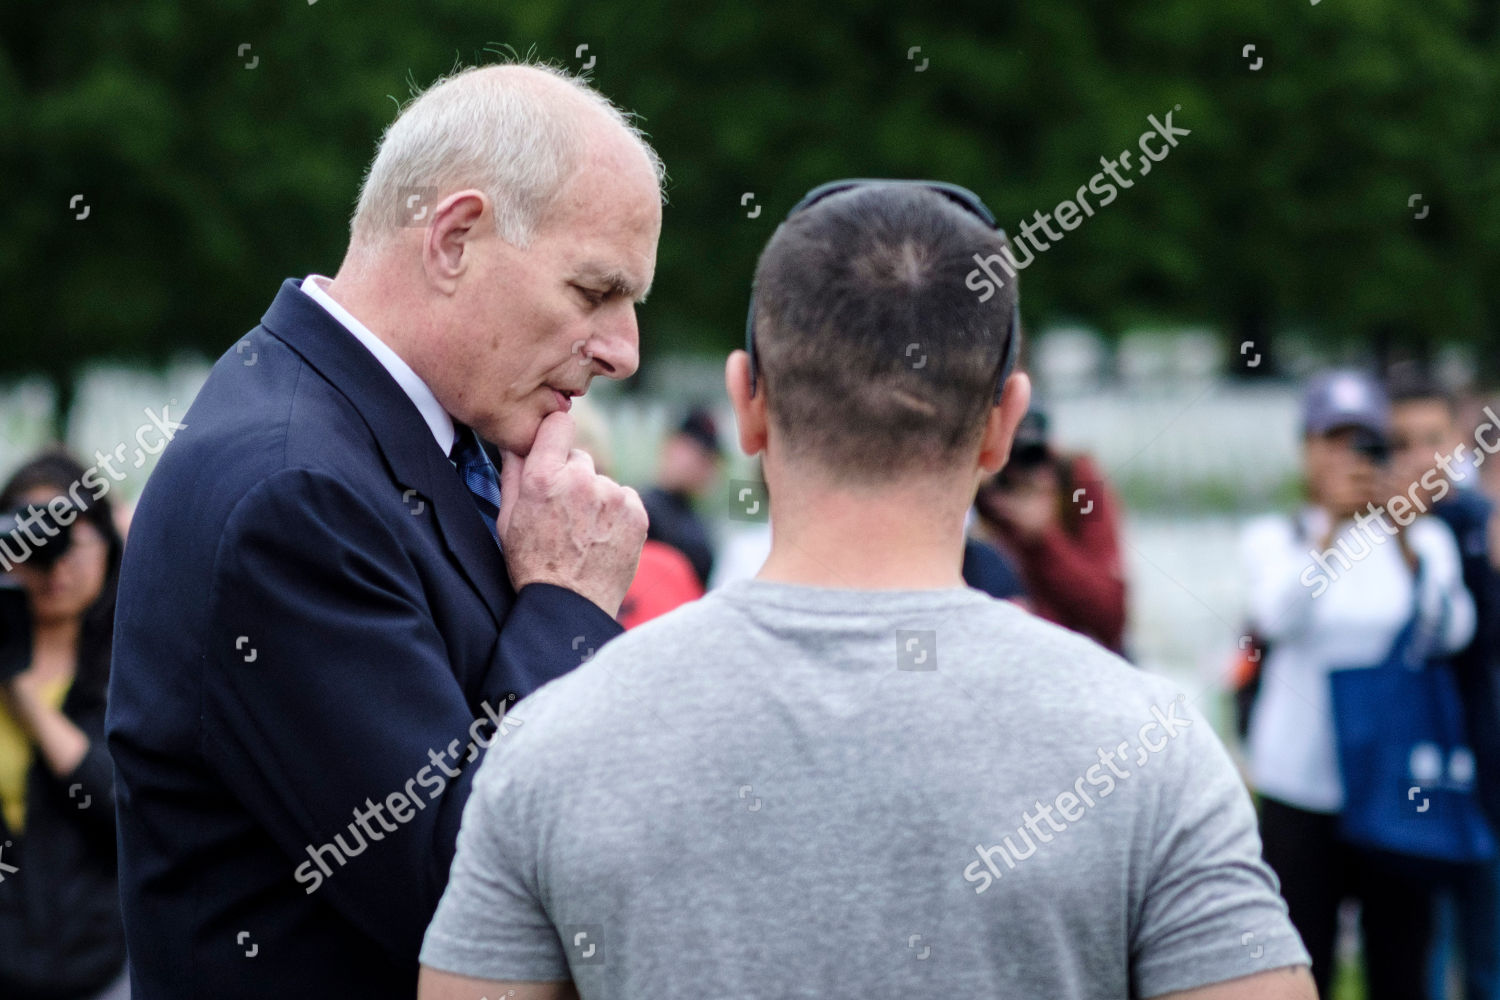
xmin=1 ymin=0 xmax=1496 ymax=430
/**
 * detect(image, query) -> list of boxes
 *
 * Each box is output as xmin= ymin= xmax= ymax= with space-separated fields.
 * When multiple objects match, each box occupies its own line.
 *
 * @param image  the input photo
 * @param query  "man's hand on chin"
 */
xmin=496 ymin=410 xmax=647 ymax=618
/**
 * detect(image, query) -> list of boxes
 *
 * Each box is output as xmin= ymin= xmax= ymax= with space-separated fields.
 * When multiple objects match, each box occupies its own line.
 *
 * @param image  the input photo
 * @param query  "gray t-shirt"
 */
xmin=421 ymin=580 xmax=1308 ymax=999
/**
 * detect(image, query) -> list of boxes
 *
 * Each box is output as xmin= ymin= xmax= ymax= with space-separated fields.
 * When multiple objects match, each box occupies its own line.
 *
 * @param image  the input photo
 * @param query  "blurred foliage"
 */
xmin=2 ymin=0 xmax=1497 ymax=425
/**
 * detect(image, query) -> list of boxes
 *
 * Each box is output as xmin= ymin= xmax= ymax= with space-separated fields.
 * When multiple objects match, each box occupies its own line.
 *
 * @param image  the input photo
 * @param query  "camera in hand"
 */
xmin=0 ymin=501 xmax=75 ymax=683
xmin=1349 ymin=427 xmax=1392 ymax=467
xmin=992 ymin=409 xmax=1052 ymax=489
xmin=0 ymin=585 xmax=30 ymax=684
xmin=1 ymin=500 xmax=79 ymax=571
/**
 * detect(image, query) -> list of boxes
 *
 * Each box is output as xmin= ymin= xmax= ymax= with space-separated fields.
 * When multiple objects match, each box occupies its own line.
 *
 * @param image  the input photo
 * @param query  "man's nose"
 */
xmin=587 ymin=309 xmax=641 ymax=380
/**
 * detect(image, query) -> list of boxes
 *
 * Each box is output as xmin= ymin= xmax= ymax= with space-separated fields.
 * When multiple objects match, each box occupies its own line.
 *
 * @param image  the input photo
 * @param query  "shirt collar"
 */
xmin=300 ymin=275 xmax=456 ymax=456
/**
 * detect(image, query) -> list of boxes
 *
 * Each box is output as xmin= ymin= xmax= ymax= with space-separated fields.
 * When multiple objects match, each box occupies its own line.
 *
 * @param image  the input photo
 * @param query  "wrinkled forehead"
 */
xmin=547 ymin=142 xmax=661 ymax=294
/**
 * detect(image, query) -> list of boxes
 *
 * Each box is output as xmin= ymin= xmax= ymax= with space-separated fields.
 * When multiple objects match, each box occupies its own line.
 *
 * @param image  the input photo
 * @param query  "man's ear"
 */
xmin=725 ymin=350 xmax=767 ymax=458
xmin=422 ymin=189 xmax=489 ymax=294
xmin=977 ymin=372 xmax=1033 ymax=476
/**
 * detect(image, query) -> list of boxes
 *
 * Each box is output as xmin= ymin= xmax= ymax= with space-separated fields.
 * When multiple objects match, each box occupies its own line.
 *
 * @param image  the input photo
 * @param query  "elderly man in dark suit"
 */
xmin=106 ymin=62 xmax=663 ymax=999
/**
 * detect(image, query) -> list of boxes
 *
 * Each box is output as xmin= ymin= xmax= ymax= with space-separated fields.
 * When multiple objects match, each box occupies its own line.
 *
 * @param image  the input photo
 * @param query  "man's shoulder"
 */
xmin=1433 ymin=489 xmax=1492 ymax=532
xmin=523 ymin=585 xmax=1155 ymax=725
xmin=150 ymin=330 xmax=380 ymax=499
xmin=989 ymin=608 xmax=1186 ymax=721
xmin=526 ymin=589 xmax=737 ymax=706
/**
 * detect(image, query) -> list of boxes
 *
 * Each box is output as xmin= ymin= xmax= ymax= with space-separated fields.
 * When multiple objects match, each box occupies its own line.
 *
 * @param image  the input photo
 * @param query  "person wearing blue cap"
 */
xmin=1239 ymin=369 xmax=1476 ymax=999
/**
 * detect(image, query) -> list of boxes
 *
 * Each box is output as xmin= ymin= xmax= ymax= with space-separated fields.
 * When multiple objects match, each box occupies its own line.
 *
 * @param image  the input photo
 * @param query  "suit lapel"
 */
xmin=257 ymin=278 xmax=512 ymax=626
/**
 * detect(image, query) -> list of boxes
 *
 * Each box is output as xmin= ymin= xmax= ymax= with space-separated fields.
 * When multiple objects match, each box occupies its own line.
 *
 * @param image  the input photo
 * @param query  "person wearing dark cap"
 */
xmin=640 ymin=406 xmax=723 ymax=588
xmin=972 ymin=407 xmax=1128 ymax=653
xmin=1239 ymin=369 xmax=1474 ymax=1000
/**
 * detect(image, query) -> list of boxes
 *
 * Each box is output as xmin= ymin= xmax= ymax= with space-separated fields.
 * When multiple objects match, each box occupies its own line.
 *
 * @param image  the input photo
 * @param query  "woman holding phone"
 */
xmin=1240 ymin=371 xmax=1475 ymax=999
xmin=0 ymin=450 xmax=128 ymax=999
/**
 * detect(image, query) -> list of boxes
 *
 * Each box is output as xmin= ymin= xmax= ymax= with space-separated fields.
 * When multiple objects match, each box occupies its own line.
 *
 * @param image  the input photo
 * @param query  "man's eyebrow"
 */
xmin=576 ymin=263 xmax=651 ymax=303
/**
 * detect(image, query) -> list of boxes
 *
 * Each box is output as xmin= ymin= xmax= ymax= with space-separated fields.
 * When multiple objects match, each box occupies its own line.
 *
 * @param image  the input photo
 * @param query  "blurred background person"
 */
xmin=961 ymin=509 xmax=1027 ymax=602
xmin=971 ymin=407 xmax=1127 ymax=652
xmin=1241 ymin=370 xmax=1474 ymax=1000
xmin=0 ymin=451 xmax=127 ymax=1000
xmin=641 ymin=406 xmax=724 ymax=590
xmin=1387 ymin=367 xmax=1500 ymax=1000
xmin=1475 ymin=394 xmax=1500 ymax=542
xmin=572 ymin=400 xmax=704 ymax=629
xmin=707 ymin=459 xmax=772 ymax=591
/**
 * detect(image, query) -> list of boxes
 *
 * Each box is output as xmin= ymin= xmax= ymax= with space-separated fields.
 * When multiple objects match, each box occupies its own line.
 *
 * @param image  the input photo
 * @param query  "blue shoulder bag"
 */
xmin=1329 ymin=563 xmax=1496 ymax=865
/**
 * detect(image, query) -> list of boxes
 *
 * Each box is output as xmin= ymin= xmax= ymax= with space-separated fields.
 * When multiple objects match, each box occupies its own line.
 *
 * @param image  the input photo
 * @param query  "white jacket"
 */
xmin=1242 ymin=506 xmax=1474 ymax=813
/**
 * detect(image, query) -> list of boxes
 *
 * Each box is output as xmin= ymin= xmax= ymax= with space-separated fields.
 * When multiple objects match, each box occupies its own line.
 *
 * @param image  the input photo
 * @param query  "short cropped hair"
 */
xmin=351 ymin=62 xmax=665 ymax=247
xmin=1386 ymin=363 xmax=1455 ymax=414
xmin=750 ymin=185 xmax=1017 ymax=481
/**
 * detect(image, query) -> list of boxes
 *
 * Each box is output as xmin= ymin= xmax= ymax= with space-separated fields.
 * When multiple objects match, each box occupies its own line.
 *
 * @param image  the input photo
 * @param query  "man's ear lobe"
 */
xmin=978 ymin=372 xmax=1033 ymax=475
xmin=423 ymin=189 xmax=488 ymax=292
xmin=725 ymin=350 xmax=767 ymax=457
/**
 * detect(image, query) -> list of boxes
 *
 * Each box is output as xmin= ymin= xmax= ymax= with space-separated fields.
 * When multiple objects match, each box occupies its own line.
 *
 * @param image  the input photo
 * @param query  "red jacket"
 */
xmin=991 ymin=453 xmax=1128 ymax=654
xmin=618 ymin=540 xmax=706 ymax=629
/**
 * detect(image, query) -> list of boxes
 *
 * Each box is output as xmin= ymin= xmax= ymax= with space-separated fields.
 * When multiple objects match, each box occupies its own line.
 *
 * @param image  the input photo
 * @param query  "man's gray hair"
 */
xmin=350 ymin=62 xmax=666 ymax=247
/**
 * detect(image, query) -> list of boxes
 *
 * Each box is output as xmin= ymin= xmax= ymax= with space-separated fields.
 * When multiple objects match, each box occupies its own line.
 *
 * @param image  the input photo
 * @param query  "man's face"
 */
xmin=432 ymin=135 xmax=661 ymax=454
xmin=1390 ymin=399 xmax=1456 ymax=507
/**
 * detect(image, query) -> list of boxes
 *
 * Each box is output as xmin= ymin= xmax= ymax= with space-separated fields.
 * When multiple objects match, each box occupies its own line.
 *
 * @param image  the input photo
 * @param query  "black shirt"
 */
xmin=641 ymin=487 xmax=715 ymax=588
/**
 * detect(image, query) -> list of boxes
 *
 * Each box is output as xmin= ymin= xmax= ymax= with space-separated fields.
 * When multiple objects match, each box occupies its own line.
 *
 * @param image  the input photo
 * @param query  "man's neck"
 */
xmin=755 ymin=481 xmax=972 ymax=590
xmin=324 ymin=267 xmax=403 ymax=355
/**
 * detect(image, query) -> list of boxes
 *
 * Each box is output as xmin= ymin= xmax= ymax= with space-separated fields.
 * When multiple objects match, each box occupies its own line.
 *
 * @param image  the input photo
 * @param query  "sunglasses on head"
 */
xmin=744 ymin=178 xmax=1020 ymax=402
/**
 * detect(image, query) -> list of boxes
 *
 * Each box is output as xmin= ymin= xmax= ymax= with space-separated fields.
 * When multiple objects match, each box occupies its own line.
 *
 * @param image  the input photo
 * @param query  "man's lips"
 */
xmin=548 ymin=385 xmax=582 ymax=412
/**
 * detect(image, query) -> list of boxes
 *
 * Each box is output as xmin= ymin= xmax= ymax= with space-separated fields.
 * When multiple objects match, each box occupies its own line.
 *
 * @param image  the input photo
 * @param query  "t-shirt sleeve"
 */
xmin=419 ymin=708 xmax=570 ymax=983
xmin=1130 ymin=696 xmax=1311 ymax=997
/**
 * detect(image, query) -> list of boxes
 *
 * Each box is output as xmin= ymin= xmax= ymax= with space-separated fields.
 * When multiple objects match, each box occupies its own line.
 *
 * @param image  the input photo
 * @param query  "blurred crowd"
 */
xmin=3 ymin=367 xmax=1500 ymax=997
xmin=596 ymin=373 xmax=1500 ymax=1000
xmin=1235 ymin=368 xmax=1500 ymax=1000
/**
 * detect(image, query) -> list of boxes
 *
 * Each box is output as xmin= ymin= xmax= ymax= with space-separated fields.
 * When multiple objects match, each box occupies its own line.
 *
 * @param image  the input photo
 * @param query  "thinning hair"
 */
xmin=350 ymin=61 xmax=666 ymax=248
xmin=751 ymin=185 xmax=1017 ymax=482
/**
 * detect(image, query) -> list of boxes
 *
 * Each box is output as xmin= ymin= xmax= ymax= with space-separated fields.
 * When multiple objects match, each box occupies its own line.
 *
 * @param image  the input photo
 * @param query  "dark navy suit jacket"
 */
xmin=107 ymin=279 xmax=624 ymax=998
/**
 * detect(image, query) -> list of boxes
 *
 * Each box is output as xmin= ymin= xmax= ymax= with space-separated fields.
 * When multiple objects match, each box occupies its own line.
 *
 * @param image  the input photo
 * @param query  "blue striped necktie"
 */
xmin=450 ymin=424 xmax=502 ymax=544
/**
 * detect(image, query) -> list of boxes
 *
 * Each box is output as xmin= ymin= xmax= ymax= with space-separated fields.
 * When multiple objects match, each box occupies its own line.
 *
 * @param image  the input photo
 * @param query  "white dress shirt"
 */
xmin=300 ymin=275 xmax=456 ymax=456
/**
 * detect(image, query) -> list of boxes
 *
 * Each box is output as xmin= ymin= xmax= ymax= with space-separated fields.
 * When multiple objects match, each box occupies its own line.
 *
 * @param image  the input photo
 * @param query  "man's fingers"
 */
xmin=496 ymin=447 xmax=523 ymax=539
xmin=565 ymin=447 xmax=596 ymax=480
xmin=527 ymin=412 xmax=577 ymax=472
xmin=621 ymin=485 xmax=649 ymax=528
